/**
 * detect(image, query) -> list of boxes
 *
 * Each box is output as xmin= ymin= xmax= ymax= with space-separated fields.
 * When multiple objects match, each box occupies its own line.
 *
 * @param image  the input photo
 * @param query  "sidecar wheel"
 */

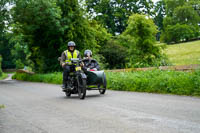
xmin=99 ymin=88 xmax=106 ymax=94
xmin=99 ymin=74 xmax=107 ymax=94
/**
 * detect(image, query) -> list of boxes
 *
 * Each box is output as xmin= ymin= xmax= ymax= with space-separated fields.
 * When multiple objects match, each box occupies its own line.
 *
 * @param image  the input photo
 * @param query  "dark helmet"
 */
xmin=84 ymin=49 xmax=92 ymax=57
xmin=68 ymin=41 xmax=76 ymax=47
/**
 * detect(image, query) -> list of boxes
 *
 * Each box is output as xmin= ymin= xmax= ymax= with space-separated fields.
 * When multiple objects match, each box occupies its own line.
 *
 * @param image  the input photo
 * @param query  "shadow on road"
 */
xmin=0 ymin=80 xmax=16 ymax=84
xmin=59 ymin=93 xmax=105 ymax=100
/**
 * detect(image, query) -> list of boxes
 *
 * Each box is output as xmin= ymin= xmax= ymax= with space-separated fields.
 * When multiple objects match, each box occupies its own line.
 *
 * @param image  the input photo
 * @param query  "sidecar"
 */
xmin=85 ymin=70 xmax=107 ymax=94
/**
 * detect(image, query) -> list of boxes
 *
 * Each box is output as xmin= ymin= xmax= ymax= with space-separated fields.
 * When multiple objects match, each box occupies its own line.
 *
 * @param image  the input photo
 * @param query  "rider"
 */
xmin=60 ymin=41 xmax=81 ymax=90
xmin=82 ymin=50 xmax=100 ymax=71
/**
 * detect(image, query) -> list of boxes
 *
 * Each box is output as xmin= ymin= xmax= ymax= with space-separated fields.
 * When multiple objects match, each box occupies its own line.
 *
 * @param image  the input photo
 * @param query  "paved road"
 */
xmin=0 ymin=78 xmax=200 ymax=133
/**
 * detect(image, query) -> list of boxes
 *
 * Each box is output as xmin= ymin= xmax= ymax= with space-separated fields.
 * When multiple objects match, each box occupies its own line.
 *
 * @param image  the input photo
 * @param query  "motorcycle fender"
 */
xmin=80 ymin=73 xmax=87 ymax=79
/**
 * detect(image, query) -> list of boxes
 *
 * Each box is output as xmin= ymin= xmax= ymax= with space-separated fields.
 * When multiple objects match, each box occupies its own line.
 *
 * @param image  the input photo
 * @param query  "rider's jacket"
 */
xmin=82 ymin=58 xmax=100 ymax=71
xmin=61 ymin=50 xmax=81 ymax=65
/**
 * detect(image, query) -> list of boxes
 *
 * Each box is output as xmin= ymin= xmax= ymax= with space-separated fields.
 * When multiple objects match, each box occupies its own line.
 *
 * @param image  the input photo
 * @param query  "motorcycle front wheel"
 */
xmin=77 ymin=74 xmax=87 ymax=99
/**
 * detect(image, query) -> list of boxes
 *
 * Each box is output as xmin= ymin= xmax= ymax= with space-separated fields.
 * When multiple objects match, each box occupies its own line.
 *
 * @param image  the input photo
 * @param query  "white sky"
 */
xmin=152 ymin=0 xmax=159 ymax=3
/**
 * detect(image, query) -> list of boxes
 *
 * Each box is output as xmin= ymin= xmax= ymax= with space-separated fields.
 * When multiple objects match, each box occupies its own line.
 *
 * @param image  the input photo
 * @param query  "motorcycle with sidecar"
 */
xmin=58 ymin=58 xmax=107 ymax=99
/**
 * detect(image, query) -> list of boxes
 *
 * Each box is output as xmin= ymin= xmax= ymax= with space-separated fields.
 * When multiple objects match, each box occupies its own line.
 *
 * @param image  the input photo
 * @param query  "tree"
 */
xmin=100 ymin=39 xmax=128 ymax=69
xmin=0 ymin=0 xmax=16 ymax=69
xmin=153 ymin=0 xmax=166 ymax=40
xmin=8 ymin=33 xmax=32 ymax=69
xmin=57 ymin=0 xmax=104 ymax=53
xmin=11 ymin=0 xmax=64 ymax=72
xmin=120 ymin=14 xmax=166 ymax=67
xmin=161 ymin=24 xmax=199 ymax=43
xmin=0 ymin=0 xmax=13 ymax=35
xmin=161 ymin=0 xmax=200 ymax=43
xmin=164 ymin=0 xmax=186 ymax=17
xmin=85 ymin=0 xmax=154 ymax=35
xmin=189 ymin=0 xmax=200 ymax=16
xmin=11 ymin=0 xmax=111 ymax=72
xmin=173 ymin=5 xmax=199 ymax=25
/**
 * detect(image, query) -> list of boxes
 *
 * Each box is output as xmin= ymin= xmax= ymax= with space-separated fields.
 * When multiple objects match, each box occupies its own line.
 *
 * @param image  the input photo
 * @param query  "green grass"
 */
xmin=12 ymin=72 xmax=62 ymax=84
xmin=106 ymin=70 xmax=200 ymax=96
xmin=0 ymin=73 xmax=8 ymax=80
xmin=13 ymin=70 xmax=200 ymax=96
xmin=164 ymin=40 xmax=200 ymax=65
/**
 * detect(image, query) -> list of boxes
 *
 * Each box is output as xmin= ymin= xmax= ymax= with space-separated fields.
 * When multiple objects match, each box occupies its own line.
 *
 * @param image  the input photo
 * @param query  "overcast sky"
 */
xmin=152 ymin=0 xmax=159 ymax=3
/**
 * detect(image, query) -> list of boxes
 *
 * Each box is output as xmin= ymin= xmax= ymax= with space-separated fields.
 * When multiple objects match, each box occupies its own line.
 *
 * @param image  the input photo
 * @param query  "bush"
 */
xmin=120 ymin=14 xmax=167 ymax=67
xmin=161 ymin=24 xmax=199 ymax=44
xmin=106 ymin=70 xmax=200 ymax=96
xmin=15 ymin=59 xmax=24 ymax=69
xmin=13 ymin=69 xmax=200 ymax=96
xmin=12 ymin=72 xmax=62 ymax=84
xmin=100 ymin=39 xmax=128 ymax=69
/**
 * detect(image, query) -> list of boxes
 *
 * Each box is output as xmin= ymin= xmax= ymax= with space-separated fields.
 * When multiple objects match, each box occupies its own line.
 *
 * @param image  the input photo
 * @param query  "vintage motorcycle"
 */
xmin=63 ymin=58 xmax=87 ymax=99
xmin=59 ymin=58 xmax=107 ymax=100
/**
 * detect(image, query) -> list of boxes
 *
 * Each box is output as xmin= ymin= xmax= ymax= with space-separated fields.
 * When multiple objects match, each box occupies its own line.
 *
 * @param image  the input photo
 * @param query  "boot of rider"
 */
xmin=62 ymin=80 xmax=67 ymax=90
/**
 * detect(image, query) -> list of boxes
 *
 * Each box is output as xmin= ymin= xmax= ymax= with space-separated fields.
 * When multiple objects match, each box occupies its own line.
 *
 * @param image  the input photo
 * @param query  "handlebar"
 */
xmin=70 ymin=58 xmax=81 ymax=63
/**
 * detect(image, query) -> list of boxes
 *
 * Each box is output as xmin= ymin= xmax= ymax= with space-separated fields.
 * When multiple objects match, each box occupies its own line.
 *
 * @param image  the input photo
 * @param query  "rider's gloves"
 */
xmin=62 ymin=63 xmax=65 ymax=68
xmin=67 ymin=62 xmax=72 ymax=65
xmin=93 ymin=68 xmax=97 ymax=71
xmin=62 ymin=62 xmax=72 ymax=67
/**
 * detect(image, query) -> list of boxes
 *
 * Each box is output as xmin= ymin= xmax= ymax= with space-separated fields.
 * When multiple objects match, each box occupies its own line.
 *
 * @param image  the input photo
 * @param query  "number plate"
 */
xmin=75 ymin=67 xmax=81 ymax=71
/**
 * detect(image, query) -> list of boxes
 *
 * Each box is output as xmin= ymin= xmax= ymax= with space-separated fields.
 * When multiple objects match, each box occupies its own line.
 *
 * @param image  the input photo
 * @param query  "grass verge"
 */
xmin=164 ymin=40 xmax=200 ymax=65
xmin=0 ymin=73 xmax=8 ymax=80
xmin=12 ymin=72 xmax=62 ymax=84
xmin=12 ymin=70 xmax=200 ymax=96
xmin=106 ymin=70 xmax=200 ymax=96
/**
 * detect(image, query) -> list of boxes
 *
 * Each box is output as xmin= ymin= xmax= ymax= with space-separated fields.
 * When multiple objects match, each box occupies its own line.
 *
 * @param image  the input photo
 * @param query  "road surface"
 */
xmin=0 ymin=77 xmax=200 ymax=133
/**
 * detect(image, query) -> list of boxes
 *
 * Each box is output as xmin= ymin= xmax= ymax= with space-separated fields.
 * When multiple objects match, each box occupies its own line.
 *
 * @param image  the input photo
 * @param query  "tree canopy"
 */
xmin=0 ymin=0 xmax=16 ymax=69
xmin=85 ymin=0 xmax=154 ymax=35
xmin=161 ymin=0 xmax=200 ymax=43
xmin=9 ymin=0 xmax=111 ymax=72
xmin=2 ymin=0 xmax=196 ymax=71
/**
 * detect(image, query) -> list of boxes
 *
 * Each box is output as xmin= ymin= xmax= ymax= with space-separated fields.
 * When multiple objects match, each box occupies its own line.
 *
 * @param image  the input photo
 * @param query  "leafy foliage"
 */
xmin=12 ymin=0 xmax=64 ymax=72
xmin=0 ymin=35 xmax=15 ymax=69
xmin=13 ymin=69 xmax=200 ymax=96
xmin=154 ymin=0 xmax=165 ymax=31
xmin=161 ymin=0 xmax=200 ymax=43
xmin=100 ymin=39 xmax=128 ymax=69
xmin=120 ymin=14 xmax=168 ymax=67
xmin=10 ymin=0 xmax=111 ymax=72
xmin=161 ymin=24 xmax=199 ymax=43
xmin=12 ymin=72 xmax=62 ymax=84
xmin=8 ymin=33 xmax=32 ymax=69
xmin=85 ymin=0 xmax=154 ymax=35
xmin=153 ymin=0 xmax=166 ymax=40
xmin=106 ymin=70 xmax=200 ymax=96
xmin=0 ymin=0 xmax=15 ymax=69
xmin=2 ymin=0 xmax=194 ymax=71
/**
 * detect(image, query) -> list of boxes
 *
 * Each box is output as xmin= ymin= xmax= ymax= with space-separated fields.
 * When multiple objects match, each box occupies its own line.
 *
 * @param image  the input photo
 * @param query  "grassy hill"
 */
xmin=164 ymin=40 xmax=200 ymax=65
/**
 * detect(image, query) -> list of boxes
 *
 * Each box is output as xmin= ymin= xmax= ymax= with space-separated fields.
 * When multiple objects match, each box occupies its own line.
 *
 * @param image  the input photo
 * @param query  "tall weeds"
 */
xmin=13 ymin=70 xmax=200 ymax=96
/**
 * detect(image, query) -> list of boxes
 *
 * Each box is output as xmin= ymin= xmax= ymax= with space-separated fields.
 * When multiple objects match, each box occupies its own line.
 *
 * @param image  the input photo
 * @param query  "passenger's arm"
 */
xmin=94 ymin=60 xmax=100 ymax=70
